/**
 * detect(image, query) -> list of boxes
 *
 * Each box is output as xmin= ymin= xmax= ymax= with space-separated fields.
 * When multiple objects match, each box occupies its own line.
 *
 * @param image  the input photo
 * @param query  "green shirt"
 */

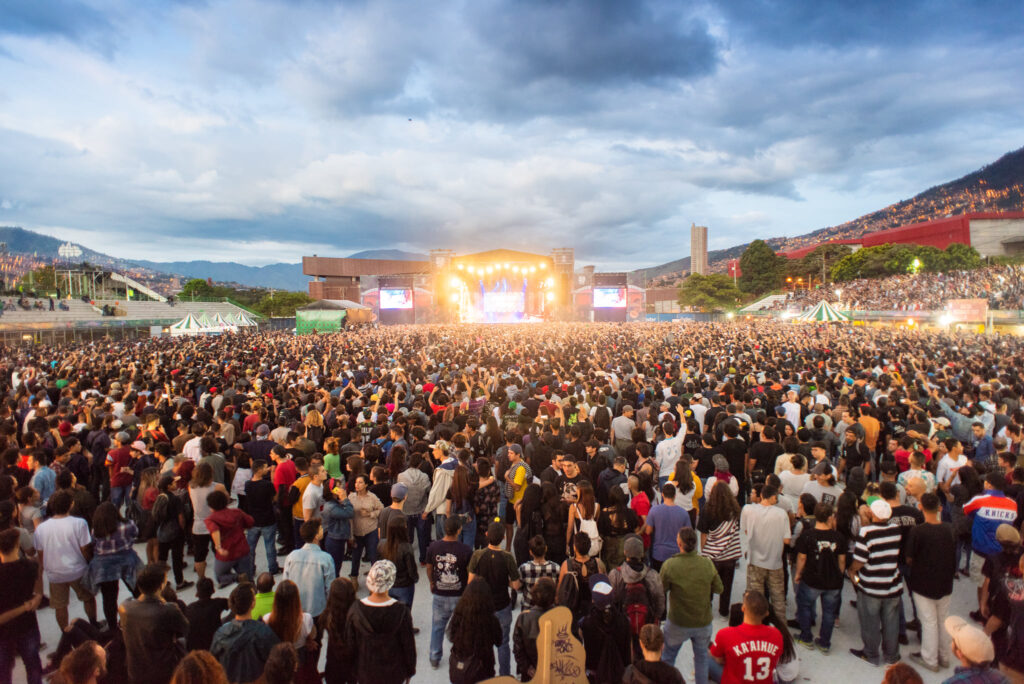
xmin=252 ymin=591 xmax=275 ymax=621
xmin=659 ymin=550 xmax=723 ymax=628
xmin=323 ymin=453 xmax=343 ymax=480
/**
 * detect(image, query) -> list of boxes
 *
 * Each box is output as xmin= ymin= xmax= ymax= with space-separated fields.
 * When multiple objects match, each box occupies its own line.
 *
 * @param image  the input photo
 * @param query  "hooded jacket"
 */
xmin=343 ymin=599 xmax=417 ymax=684
xmin=210 ymin=619 xmax=279 ymax=684
xmin=423 ymin=457 xmax=457 ymax=515
xmin=608 ymin=559 xmax=666 ymax=622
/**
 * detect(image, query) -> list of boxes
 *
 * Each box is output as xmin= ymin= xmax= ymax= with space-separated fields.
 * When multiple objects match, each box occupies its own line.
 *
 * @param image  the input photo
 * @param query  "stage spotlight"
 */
xmin=467 ymin=266 xmax=476 ymax=274
xmin=503 ymin=263 xmax=510 ymax=269
xmin=449 ymin=277 xmax=461 ymax=288
xmin=540 ymin=263 xmax=547 ymax=269
xmin=486 ymin=266 xmax=493 ymax=274
xmin=450 ymin=293 xmax=459 ymax=302
xmin=529 ymin=266 xmax=536 ymax=273
xmin=456 ymin=263 xmax=464 ymax=270
xmin=546 ymin=291 xmax=555 ymax=302
xmin=512 ymin=266 xmax=520 ymax=273
xmin=545 ymin=277 xmax=554 ymax=288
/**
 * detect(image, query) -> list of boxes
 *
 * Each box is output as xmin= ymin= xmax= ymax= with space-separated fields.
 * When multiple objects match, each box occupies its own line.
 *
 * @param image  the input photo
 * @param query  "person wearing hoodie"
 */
xmin=397 ymin=451 xmax=432 ymax=564
xmin=622 ymin=624 xmax=686 ymax=684
xmin=608 ymin=535 xmax=666 ymax=628
xmin=210 ymin=583 xmax=279 ymax=684
xmin=513 ymin=576 xmax=556 ymax=681
xmin=422 ymin=440 xmax=457 ymax=542
xmin=580 ymin=573 xmax=632 ymax=683
xmin=342 ymin=560 xmax=417 ymax=684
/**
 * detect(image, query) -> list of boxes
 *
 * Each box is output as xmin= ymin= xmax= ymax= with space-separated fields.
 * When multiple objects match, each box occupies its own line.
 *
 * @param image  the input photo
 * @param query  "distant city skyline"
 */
xmin=1 ymin=1 xmax=1023 ymax=270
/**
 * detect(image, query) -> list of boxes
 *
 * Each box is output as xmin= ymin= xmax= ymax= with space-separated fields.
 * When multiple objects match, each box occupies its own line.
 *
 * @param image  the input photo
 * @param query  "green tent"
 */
xmin=296 ymin=307 xmax=346 ymax=334
xmin=797 ymin=300 xmax=850 ymax=323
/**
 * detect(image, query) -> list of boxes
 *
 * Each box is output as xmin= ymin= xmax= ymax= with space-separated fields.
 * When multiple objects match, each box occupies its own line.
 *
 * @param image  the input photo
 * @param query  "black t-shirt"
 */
xmin=426 ymin=539 xmax=472 ymax=597
xmin=720 ymin=439 xmax=748 ymax=482
xmin=184 ymin=597 xmax=229 ymax=651
xmin=244 ymin=478 xmax=277 ymax=527
xmin=694 ymin=446 xmax=720 ymax=479
xmin=795 ymin=528 xmax=844 ymax=590
xmin=905 ymin=522 xmax=957 ymax=599
xmin=555 ymin=472 xmax=584 ymax=503
xmin=749 ymin=441 xmax=783 ymax=476
xmin=0 ymin=558 xmax=38 ymax=638
xmin=841 ymin=442 xmax=869 ymax=470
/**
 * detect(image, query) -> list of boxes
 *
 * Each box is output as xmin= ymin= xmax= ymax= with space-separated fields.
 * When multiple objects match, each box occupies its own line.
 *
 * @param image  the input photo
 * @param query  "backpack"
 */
xmin=575 ymin=505 xmax=603 ymax=557
xmin=151 ymin=492 xmax=170 ymax=525
xmin=449 ymin=650 xmax=487 ymax=684
xmin=623 ymin=575 xmax=655 ymax=656
xmin=557 ymin=563 xmax=582 ymax=614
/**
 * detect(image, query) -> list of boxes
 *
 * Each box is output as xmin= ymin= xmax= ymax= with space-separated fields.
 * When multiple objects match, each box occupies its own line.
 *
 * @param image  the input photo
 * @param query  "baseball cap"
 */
xmin=869 ymin=499 xmax=892 ymax=520
xmin=130 ymin=440 xmax=150 ymax=454
xmin=508 ymin=444 xmax=523 ymax=456
xmin=623 ymin=535 xmax=644 ymax=559
xmin=811 ymin=460 xmax=831 ymax=476
xmin=945 ymin=616 xmax=995 ymax=664
xmin=934 ymin=417 xmax=951 ymax=427
xmin=391 ymin=482 xmax=409 ymax=500
xmin=589 ymin=574 xmax=614 ymax=610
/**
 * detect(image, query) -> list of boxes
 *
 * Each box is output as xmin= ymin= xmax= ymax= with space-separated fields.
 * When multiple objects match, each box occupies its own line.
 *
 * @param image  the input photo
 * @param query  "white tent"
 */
xmin=232 ymin=311 xmax=258 ymax=327
xmin=195 ymin=313 xmax=215 ymax=332
xmin=169 ymin=313 xmax=205 ymax=336
xmin=211 ymin=313 xmax=236 ymax=331
xmin=797 ymin=300 xmax=850 ymax=323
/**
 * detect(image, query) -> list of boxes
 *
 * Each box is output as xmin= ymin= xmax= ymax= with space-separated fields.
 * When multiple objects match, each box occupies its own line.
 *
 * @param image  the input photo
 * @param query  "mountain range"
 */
xmin=2 ymin=145 xmax=1022 ymax=290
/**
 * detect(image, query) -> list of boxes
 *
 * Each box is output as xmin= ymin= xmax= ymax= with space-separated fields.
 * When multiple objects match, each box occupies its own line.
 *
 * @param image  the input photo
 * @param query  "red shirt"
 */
xmin=709 ymin=623 xmax=783 ymax=684
xmin=272 ymin=459 xmax=298 ymax=491
xmin=204 ymin=508 xmax=254 ymax=561
xmin=106 ymin=447 xmax=134 ymax=488
xmin=243 ymin=413 xmax=261 ymax=434
xmin=630 ymin=491 xmax=652 ymax=548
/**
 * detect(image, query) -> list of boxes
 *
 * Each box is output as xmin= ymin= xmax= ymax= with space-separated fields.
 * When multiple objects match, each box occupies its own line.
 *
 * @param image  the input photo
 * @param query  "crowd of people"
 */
xmin=1 ymin=320 xmax=1024 ymax=684
xmin=771 ymin=263 xmax=1024 ymax=312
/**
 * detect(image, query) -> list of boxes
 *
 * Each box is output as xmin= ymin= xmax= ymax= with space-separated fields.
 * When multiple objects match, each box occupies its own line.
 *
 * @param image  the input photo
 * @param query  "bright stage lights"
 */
xmin=486 ymin=266 xmax=494 ymax=274
xmin=449 ymin=277 xmax=461 ymax=288
xmin=503 ymin=263 xmax=510 ymax=269
xmin=457 ymin=263 xmax=464 ymax=270
xmin=540 ymin=263 xmax=547 ymax=269
xmin=545 ymin=277 xmax=554 ymax=288
xmin=467 ymin=266 xmax=476 ymax=274
xmin=546 ymin=291 xmax=555 ymax=301
xmin=512 ymin=266 xmax=520 ymax=273
xmin=529 ymin=266 xmax=536 ymax=273
xmin=450 ymin=293 xmax=459 ymax=302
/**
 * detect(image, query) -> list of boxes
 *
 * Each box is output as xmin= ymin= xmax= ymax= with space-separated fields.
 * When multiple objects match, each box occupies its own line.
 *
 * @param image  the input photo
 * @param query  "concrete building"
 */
xmin=690 ymin=224 xmax=708 ymax=275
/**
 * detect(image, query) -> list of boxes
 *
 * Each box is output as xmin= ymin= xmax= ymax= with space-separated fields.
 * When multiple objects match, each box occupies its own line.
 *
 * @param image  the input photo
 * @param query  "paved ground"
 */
xmin=23 ymin=541 xmax=976 ymax=684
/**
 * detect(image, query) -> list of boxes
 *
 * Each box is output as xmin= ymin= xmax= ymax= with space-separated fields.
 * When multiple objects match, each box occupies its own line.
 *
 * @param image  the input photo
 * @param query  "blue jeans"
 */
xmin=246 ymin=524 xmax=281 ymax=574
xmin=325 ymin=536 xmax=348 ymax=578
xmin=796 ymin=583 xmax=841 ymax=647
xmin=389 ymin=584 xmax=415 ymax=608
xmin=856 ymin=591 xmax=901 ymax=665
xmin=0 ymin=625 xmax=42 ymax=684
xmin=496 ymin=603 xmax=513 ymax=676
xmin=214 ymin=556 xmax=252 ymax=587
xmin=662 ymin=621 xmax=711 ymax=684
xmin=407 ymin=514 xmax=431 ymax=563
xmin=430 ymin=594 xmax=460 ymax=664
xmin=458 ymin=512 xmax=477 ymax=549
xmin=110 ymin=485 xmax=130 ymax=510
xmin=433 ymin=512 xmax=447 ymax=542
xmin=349 ymin=530 xmax=378 ymax=577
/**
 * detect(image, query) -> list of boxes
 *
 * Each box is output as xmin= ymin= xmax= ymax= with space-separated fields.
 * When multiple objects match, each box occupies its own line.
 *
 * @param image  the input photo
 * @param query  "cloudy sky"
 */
xmin=1 ymin=0 xmax=1023 ymax=270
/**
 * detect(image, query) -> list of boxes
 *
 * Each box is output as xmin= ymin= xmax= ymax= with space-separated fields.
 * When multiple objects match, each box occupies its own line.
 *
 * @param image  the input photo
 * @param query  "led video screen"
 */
xmin=593 ymin=287 xmax=626 ymax=308
xmin=483 ymin=291 xmax=525 ymax=313
xmin=379 ymin=289 xmax=413 ymax=309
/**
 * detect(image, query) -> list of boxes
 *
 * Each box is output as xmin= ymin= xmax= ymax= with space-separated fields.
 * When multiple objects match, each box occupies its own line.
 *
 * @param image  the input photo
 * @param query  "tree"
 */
xmin=738 ymin=240 xmax=783 ymax=294
xmin=254 ymin=291 xmax=313 ymax=317
xmin=677 ymin=273 xmax=743 ymax=311
xmin=180 ymin=278 xmax=214 ymax=299
xmin=944 ymin=242 xmax=982 ymax=270
xmin=20 ymin=265 xmax=56 ymax=293
xmin=787 ymin=244 xmax=853 ymax=282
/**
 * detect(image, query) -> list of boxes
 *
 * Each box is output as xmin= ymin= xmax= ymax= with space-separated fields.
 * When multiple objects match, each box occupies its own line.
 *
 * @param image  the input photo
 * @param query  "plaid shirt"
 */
xmin=943 ymin=665 xmax=1010 ymax=684
xmin=518 ymin=559 xmax=560 ymax=610
xmin=94 ymin=521 xmax=138 ymax=556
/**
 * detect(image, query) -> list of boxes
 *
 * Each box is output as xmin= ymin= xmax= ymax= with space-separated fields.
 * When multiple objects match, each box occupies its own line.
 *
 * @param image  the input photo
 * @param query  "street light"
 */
xmin=834 ymin=288 xmax=842 ymax=306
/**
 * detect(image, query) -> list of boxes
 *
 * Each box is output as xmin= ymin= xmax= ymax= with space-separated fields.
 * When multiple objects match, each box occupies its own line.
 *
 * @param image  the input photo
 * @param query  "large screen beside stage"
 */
xmin=380 ymin=289 xmax=413 ymax=309
xmin=593 ymin=287 xmax=626 ymax=308
xmin=484 ymin=291 xmax=525 ymax=313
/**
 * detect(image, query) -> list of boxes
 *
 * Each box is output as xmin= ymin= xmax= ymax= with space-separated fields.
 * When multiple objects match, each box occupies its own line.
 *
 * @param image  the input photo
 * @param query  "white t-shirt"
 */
xmin=740 ymin=503 xmax=790 ymax=570
xmin=778 ymin=471 xmax=811 ymax=501
xmin=302 ymin=483 xmax=324 ymax=519
xmin=34 ymin=515 xmax=92 ymax=583
xmin=801 ymin=480 xmax=843 ymax=508
xmin=783 ymin=402 xmax=802 ymax=430
xmin=655 ymin=432 xmax=685 ymax=478
xmin=936 ymin=454 xmax=967 ymax=488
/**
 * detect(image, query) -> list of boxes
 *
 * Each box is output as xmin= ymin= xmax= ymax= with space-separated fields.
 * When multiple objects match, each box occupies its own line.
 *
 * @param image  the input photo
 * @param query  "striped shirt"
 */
xmin=853 ymin=523 xmax=903 ymax=598
xmin=697 ymin=513 xmax=742 ymax=562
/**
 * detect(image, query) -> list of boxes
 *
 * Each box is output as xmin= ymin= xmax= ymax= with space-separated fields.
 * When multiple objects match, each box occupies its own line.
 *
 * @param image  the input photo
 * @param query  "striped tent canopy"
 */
xmin=169 ymin=313 xmax=204 ymax=336
xmin=196 ymin=313 xmax=214 ymax=330
xmin=233 ymin=311 xmax=258 ymax=327
xmin=797 ymin=300 xmax=850 ymax=323
xmin=211 ymin=313 xmax=236 ymax=330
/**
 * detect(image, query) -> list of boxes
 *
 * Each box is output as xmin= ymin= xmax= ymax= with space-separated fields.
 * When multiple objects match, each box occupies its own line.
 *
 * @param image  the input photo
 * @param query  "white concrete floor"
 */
xmin=23 ymin=540 xmax=977 ymax=684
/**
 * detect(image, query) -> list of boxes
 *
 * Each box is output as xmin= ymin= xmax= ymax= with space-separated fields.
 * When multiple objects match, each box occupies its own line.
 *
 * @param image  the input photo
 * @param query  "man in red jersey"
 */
xmin=709 ymin=590 xmax=783 ymax=684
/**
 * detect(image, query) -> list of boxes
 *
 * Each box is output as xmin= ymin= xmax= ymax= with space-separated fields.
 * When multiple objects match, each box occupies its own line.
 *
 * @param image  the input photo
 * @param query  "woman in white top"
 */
xmin=567 ymin=482 xmax=602 ymax=558
xmin=704 ymin=454 xmax=740 ymax=498
xmin=777 ymin=453 xmax=811 ymax=508
xmin=188 ymin=461 xmax=227 ymax=581
xmin=264 ymin=579 xmax=316 ymax=668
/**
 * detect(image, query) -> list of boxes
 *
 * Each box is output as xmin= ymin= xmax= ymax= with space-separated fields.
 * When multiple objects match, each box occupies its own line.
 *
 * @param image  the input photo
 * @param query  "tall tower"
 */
xmin=690 ymin=224 xmax=708 ymax=275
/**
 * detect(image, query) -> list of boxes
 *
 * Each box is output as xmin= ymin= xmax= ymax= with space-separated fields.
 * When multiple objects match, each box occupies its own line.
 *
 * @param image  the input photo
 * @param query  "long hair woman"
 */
xmin=136 ymin=466 xmax=161 ymax=563
xmin=597 ymin=485 xmax=640 ymax=570
xmin=447 ymin=462 xmax=476 ymax=548
xmin=323 ymin=577 xmax=357 ymax=684
xmin=696 ymin=481 xmax=742 ymax=617
xmin=567 ymin=481 xmax=601 ymax=558
xmin=88 ymin=500 xmax=141 ymax=628
xmin=447 ymin=577 xmax=502 ymax=683
xmin=539 ymin=481 xmax=567 ymax=565
xmin=264 ymin=579 xmax=317 ymax=682
xmin=188 ymin=461 xmax=226 ymax=580
xmin=377 ymin=517 xmax=418 ymax=614
xmin=304 ymin=409 xmax=325 ymax=451
xmin=473 ymin=458 xmax=500 ymax=549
